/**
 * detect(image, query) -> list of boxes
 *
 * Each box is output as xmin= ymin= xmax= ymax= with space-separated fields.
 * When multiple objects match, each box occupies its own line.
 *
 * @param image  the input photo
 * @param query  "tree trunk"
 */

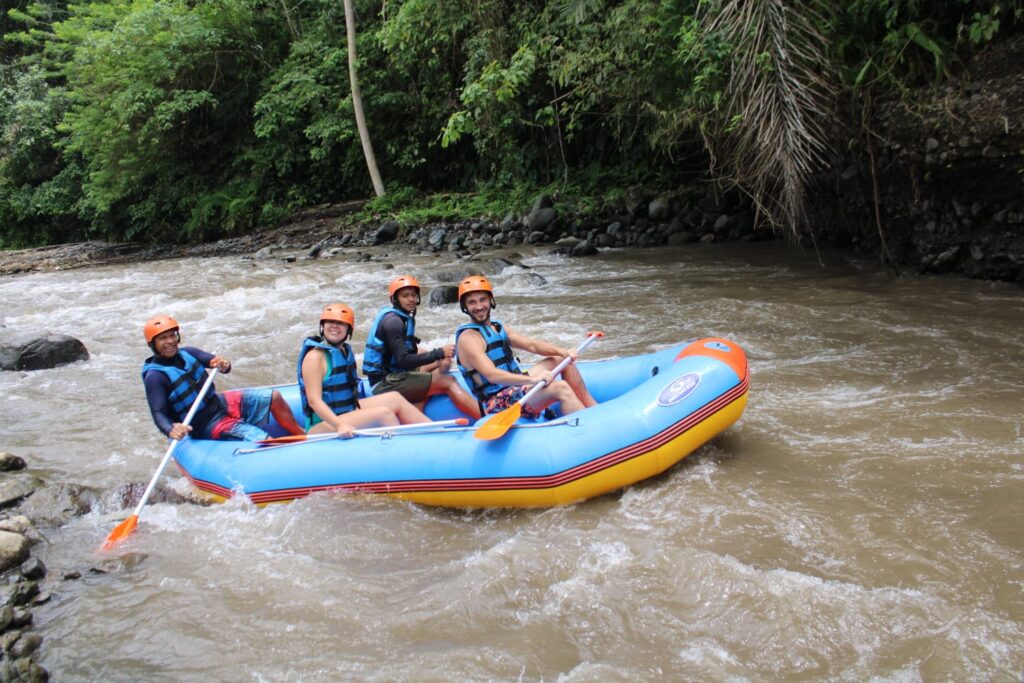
xmin=342 ymin=0 xmax=385 ymax=197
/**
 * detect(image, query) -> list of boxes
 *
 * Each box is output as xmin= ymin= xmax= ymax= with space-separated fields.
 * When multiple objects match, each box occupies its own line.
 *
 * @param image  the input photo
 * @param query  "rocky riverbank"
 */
xmin=0 ymin=451 xmax=204 ymax=681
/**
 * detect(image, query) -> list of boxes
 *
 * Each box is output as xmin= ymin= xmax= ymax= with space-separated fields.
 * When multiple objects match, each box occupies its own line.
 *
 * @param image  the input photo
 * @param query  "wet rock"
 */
xmin=0 ymin=453 xmax=26 ymax=472
xmin=427 ymin=228 xmax=448 ymax=249
xmin=62 ymin=570 xmax=81 ymax=581
xmin=113 ymin=482 xmax=192 ymax=511
xmin=10 ymin=607 xmax=31 ymax=629
xmin=427 ymin=285 xmax=459 ymax=307
xmin=430 ymin=266 xmax=481 ymax=283
xmin=89 ymin=552 xmax=148 ymax=573
xmin=373 ymin=220 xmax=400 ymax=245
xmin=0 ymin=477 xmax=41 ymax=509
xmin=0 ymin=656 xmax=49 ymax=683
xmin=648 ymin=196 xmax=672 ymax=221
xmin=253 ymin=246 xmax=275 ymax=259
xmin=570 ymin=240 xmax=598 ymax=257
xmin=0 ymin=582 xmax=37 ymax=610
xmin=0 ymin=517 xmax=34 ymax=537
xmin=503 ymin=272 xmax=549 ymax=288
xmin=0 ymin=334 xmax=89 ymax=371
xmin=527 ymin=230 xmax=547 ymax=245
xmin=526 ymin=207 xmax=557 ymax=232
xmin=0 ymin=531 xmax=29 ymax=573
xmin=9 ymin=634 xmax=42 ymax=659
xmin=19 ymin=558 xmax=46 ymax=581
xmin=16 ymin=483 xmax=95 ymax=526
xmin=0 ymin=606 xmax=11 ymax=632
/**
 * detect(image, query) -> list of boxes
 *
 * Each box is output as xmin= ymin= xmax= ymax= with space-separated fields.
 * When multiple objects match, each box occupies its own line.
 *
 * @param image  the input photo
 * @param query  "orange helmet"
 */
xmin=388 ymin=275 xmax=421 ymax=298
xmin=143 ymin=315 xmax=180 ymax=344
xmin=458 ymin=275 xmax=495 ymax=313
xmin=320 ymin=303 xmax=355 ymax=327
xmin=320 ymin=303 xmax=355 ymax=341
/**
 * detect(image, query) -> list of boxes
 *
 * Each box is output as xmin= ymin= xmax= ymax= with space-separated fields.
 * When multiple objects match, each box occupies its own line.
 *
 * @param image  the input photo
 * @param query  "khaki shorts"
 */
xmin=371 ymin=371 xmax=432 ymax=403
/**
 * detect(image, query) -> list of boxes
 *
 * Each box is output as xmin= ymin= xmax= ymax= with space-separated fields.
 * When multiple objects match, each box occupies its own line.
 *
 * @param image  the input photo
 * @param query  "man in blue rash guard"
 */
xmin=363 ymin=275 xmax=481 ymax=419
xmin=141 ymin=315 xmax=304 ymax=441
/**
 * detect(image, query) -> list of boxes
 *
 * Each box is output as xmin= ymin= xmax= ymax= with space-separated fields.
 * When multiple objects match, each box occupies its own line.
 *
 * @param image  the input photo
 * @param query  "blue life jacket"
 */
xmin=141 ymin=349 xmax=215 ymax=421
xmin=455 ymin=319 xmax=522 ymax=403
xmin=362 ymin=306 xmax=416 ymax=382
xmin=297 ymin=337 xmax=360 ymax=418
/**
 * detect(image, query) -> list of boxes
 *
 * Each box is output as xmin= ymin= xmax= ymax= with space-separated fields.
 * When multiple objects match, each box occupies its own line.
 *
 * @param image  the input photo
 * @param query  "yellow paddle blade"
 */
xmin=474 ymin=403 xmax=522 ymax=441
xmin=100 ymin=514 xmax=139 ymax=551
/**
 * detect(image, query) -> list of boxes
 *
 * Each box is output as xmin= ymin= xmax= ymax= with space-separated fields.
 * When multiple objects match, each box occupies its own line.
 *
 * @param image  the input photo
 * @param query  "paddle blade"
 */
xmin=474 ymin=404 xmax=522 ymax=441
xmin=100 ymin=514 xmax=139 ymax=551
xmin=256 ymin=434 xmax=308 ymax=445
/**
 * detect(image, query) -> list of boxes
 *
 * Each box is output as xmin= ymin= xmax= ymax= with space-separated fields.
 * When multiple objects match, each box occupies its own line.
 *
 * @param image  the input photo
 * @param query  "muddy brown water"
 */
xmin=0 ymin=242 xmax=1021 ymax=681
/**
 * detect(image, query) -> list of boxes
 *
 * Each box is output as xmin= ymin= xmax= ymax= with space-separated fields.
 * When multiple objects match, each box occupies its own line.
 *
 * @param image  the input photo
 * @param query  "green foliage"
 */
xmin=834 ymin=0 xmax=1022 ymax=89
xmin=1 ymin=0 xmax=1021 ymax=247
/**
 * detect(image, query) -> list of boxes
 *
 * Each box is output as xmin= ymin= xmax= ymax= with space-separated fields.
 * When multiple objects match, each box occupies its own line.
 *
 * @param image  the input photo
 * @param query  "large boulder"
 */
xmin=0 ymin=333 xmax=89 ymax=371
xmin=373 ymin=220 xmax=400 ymax=245
xmin=16 ymin=483 xmax=96 ymax=526
xmin=427 ymin=285 xmax=459 ymax=307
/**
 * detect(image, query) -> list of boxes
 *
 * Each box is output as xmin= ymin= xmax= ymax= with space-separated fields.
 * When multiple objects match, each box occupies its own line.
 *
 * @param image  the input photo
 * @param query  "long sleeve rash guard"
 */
xmin=143 ymin=347 xmax=227 ymax=436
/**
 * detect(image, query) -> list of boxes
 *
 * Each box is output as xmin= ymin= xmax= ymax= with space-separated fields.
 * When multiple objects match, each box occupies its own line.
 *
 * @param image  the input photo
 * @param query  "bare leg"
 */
xmin=270 ymin=391 xmax=305 ymax=435
xmin=307 ymin=406 xmax=401 ymax=434
xmin=359 ymin=392 xmax=431 ymax=425
xmin=522 ymin=379 xmax=584 ymax=416
xmin=534 ymin=357 xmax=597 ymax=408
xmin=428 ymin=373 xmax=482 ymax=419
xmin=525 ymin=365 xmax=585 ymax=415
xmin=560 ymin=363 xmax=598 ymax=408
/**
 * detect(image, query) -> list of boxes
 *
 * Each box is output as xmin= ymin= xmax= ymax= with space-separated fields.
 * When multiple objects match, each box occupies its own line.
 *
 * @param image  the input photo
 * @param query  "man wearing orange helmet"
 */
xmin=297 ymin=303 xmax=431 ymax=438
xmin=454 ymin=275 xmax=597 ymax=419
xmin=363 ymin=275 xmax=481 ymax=419
xmin=142 ymin=315 xmax=303 ymax=441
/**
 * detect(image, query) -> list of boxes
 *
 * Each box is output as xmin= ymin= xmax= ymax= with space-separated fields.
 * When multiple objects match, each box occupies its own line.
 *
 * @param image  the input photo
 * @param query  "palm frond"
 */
xmin=699 ymin=0 xmax=836 ymax=238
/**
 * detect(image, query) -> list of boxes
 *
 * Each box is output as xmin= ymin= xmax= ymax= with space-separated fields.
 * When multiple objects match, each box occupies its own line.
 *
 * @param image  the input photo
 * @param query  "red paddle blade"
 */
xmin=257 ymin=434 xmax=308 ymax=445
xmin=100 ymin=514 xmax=139 ymax=551
xmin=473 ymin=403 xmax=522 ymax=441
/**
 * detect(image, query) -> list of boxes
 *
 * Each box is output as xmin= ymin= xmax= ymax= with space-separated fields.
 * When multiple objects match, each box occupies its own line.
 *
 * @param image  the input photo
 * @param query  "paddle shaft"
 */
xmin=244 ymin=418 xmax=468 ymax=452
xmin=515 ymin=332 xmax=601 ymax=408
xmin=130 ymin=367 xmax=219 ymax=518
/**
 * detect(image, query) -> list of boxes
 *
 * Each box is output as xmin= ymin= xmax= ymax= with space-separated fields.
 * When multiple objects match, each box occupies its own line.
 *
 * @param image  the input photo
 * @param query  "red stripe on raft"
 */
xmin=181 ymin=376 xmax=748 ymax=504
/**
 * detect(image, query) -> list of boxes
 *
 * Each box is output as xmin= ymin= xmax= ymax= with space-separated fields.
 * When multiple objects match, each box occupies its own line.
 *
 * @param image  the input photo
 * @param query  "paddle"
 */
xmin=255 ymin=417 xmax=470 ymax=445
xmin=474 ymin=331 xmax=603 ymax=441
xmin=100 ymin=367 xmax=220 ymax=551
xmin=235 ymin=418 xmax=472 ymax=454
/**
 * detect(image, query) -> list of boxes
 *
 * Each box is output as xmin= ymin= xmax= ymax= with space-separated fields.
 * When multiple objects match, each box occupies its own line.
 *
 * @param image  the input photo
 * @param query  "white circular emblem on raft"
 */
xmin=657 ymin=373 xmax=701 ymax=406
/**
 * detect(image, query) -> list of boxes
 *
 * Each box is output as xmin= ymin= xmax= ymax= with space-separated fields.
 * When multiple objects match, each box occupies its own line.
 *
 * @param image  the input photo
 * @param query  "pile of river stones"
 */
xmin=250 ymin=192 xmax=775 ymax=266
xmin=0 ymin=450 xmax=197 ymax=682
xmin=0 ymin=453 xmax=53 ymax=682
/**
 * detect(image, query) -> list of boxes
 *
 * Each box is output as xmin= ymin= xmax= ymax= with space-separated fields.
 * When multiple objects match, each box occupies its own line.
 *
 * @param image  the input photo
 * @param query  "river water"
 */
xmin=1 ymin=242 xmax=1021 ymax=681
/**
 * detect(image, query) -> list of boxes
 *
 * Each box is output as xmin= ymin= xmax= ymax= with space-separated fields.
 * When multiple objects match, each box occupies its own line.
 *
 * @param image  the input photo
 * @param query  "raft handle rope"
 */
xmin=232 ymin=416 xmax=581 ymax=455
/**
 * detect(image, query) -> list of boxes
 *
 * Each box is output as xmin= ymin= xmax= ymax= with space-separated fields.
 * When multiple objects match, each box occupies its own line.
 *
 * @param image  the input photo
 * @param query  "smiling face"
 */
xmin=152 ymin=328 xmax=180 ymax=358
xmin=321 ymin=320 xmax=351 ymax=345
xmin=463 ymin=291 xmax=493 ymax=324
xmin=395 ymin=287 xmax=419 ymax=314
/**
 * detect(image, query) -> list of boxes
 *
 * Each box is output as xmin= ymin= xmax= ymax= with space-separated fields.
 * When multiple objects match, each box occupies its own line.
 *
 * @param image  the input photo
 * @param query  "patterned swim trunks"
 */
xmin=205 ymin=388 xmax=273 ymax=441
xmin=484 ymin=386 xmax=542 ymax=419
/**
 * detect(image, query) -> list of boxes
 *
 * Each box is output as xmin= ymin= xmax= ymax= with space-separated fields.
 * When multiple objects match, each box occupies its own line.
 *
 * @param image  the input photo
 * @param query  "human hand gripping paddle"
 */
xmin=100 ymin=367 xmax=220 ymax=551
xmin=474 ymin=331 xmax=603 ymax=441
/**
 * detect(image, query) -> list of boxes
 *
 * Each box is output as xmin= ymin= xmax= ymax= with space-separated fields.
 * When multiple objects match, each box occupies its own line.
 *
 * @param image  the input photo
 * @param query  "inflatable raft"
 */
xmin=171 ymin=337 xmax=749 ymax=508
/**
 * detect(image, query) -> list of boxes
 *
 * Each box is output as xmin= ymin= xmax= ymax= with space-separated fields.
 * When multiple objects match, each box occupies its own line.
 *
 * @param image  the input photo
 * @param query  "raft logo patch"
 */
xmin=658 ymin=373 xmax=700 ymax=406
